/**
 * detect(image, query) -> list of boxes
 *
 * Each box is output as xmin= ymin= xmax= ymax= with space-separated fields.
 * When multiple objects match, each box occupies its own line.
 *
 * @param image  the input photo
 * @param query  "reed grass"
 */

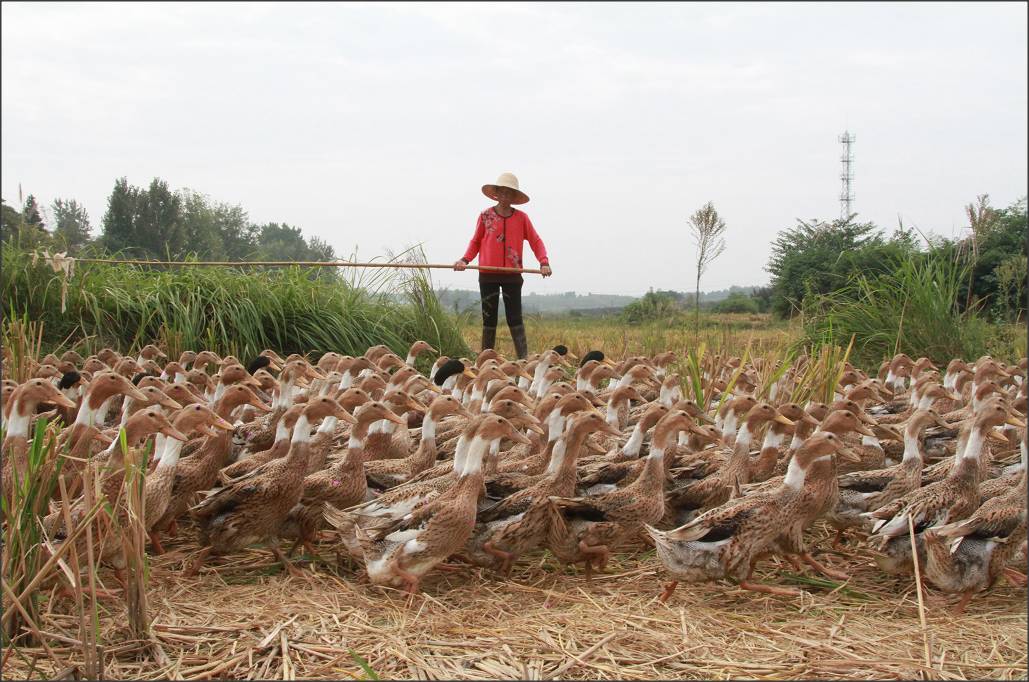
xmin=801 ymin=254 xmax=997 ymax=368
xmin=1 ymin=242 xmax=470 ymax=362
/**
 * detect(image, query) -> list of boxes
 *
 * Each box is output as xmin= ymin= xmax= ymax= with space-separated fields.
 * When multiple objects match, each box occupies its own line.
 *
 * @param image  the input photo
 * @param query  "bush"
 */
xmin=0 ymin=241 xmax=469 ymax=364
xmin=712 ymin=292 xmax=760 ymax=314
xmin=801 ymin=254 xmax=993 ymax=369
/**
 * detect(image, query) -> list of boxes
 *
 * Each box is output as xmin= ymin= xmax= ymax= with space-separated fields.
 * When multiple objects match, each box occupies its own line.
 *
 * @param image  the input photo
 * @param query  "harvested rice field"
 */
xmin=4 ymin=523 xmax=1026 ymax=680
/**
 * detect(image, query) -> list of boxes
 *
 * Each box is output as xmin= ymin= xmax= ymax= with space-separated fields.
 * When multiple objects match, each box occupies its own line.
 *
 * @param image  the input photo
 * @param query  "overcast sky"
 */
xmin=2 ymin=2 xmax=1026 ymax=296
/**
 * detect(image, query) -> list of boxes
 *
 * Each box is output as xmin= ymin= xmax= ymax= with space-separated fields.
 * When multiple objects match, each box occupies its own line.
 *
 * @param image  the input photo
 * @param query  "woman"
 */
xmin=454 ymin=172 xmax=552 ymax=359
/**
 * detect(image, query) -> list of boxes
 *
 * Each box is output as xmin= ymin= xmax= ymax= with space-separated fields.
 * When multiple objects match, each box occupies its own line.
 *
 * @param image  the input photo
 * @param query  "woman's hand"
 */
xmin=541 ymin=265 xmax=552 ymax=278
xmin=453 ymin=259 xmax=467 ymax=271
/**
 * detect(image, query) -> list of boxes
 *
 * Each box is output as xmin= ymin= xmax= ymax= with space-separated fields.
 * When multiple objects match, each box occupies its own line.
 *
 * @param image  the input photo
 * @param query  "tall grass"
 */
xmin=1 ymin=241 xmax=470 ymax=361
xmin=801 ymin=255 xmax=996 ymax=369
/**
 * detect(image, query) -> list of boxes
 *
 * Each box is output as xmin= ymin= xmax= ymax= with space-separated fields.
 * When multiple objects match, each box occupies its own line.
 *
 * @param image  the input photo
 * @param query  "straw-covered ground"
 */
xmin=4 ymin=522 xmax=1025 ymax=681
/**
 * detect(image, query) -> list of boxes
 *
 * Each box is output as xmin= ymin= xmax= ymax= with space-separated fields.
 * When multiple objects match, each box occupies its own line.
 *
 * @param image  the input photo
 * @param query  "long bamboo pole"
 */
xmin=55 ymin=256 xmax=544 ymax=274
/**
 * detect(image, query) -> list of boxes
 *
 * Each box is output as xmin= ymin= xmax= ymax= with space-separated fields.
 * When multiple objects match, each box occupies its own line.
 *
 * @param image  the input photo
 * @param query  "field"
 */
xmin=3 ymin=528 xmax=1026 ymax=680
xmin=2 ymin=314 xmax=1026 ymax=681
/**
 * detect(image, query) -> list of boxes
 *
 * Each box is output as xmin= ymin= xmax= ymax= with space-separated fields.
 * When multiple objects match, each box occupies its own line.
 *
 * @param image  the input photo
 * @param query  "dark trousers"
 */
xmin=479 ymin=279 xmax=523 ymax=328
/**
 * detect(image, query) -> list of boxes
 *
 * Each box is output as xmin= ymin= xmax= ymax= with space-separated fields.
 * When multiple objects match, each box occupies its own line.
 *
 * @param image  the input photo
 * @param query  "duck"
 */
xmin=150 ymin=385 xmax=271 ymax=542
xmin=647 ymin=432 xmax=856 ymax=602
xmin=219 ymin=404 xmax=306 ymax=482
xmin=827 ymin=409 xmax=950 ymax=547
xmin=279 ymin=401 xmax=405 ymax=556
xmin=921 ymin=465 xmax=1027 ymax=613
xmin=663 ymin=403 xmax=794 ymax=525
xmin=188 ymin=396 xmax=357 ymax=576
xmin=866 ymin=399 xmax=1019 ymax=575
xmin=2 ymin=379 xmax=78 ymax=513
xmin=355 ymin=415 xmax=530 ymax=596
xmin=144 ymin=404 xmax=234 ymax=553
xmin=545 ymin=410 xmax=701 ymax=579
xmin=364 ymin=394 xmax=472 ymax=490
xmin=465 ymin=412 xmax=623 ymax=575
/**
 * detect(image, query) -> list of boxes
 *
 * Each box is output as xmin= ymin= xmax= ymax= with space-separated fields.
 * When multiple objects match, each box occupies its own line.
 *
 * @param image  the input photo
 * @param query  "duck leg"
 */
xmin=483 ymin=540 xmax=516 ymax=576
xmin=184 ymin=547 xmax=212 ymax=577
xmin=799 ymin=552 xmax=849 ymax=581
xmin=148 ymin=531 xmax=166 ymax=555
xmin=658 ymin=581 xmax=679 ymax=603
xmin=831 ymin=530 xmax=847 ymax=550
xmin=578 ymin=540 xmax=610 ymax=580
xmin=738 ymin=563 xmax=801 ymax=597
xmin=1003 ymin=567 xmax=1027 ymax=587
xmin=167 ymin=519 xmax=179 ymax=538
xmin=269 ymin=545 xmax=305 ymax=578
xmin=952 ymin=590 xmax=976 ymax=615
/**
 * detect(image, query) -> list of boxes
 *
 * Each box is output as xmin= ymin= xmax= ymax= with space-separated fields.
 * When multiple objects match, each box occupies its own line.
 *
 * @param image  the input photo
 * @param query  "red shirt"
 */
xmin=461 ymin=207 xmax=549 ymax=271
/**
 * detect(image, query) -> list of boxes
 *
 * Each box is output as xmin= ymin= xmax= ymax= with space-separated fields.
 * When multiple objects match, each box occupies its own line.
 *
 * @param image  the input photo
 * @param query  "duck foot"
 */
xmin=269 ymin=546 xmax=305 ymax=578
xmin=483 ymin=541 xmax=515 ymax=577
xmin=1003 ymin=567 xmax=1027 ymax=588
xmin=658 ymin=581 xmax=679 ymax=603
xmin=831 ymin=530 xmax=847 ymax=550
xmin=952 ymin=590 xmax=976 ymax=614
xmin=57 ymin=584 xmax=121 ymax=602
xmin=184 ymin=547 xmax=212 ymax=577
xmin=148 ymin=531 xmax=166 ymax=555
xmin=739 ymin=580 xmax=802 ymax=597
xmin=800 ymin=552 xmax=849 ymax=582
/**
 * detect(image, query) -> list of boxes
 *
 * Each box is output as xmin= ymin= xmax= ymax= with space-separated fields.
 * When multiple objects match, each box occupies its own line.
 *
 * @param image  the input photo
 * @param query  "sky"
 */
xmin=2 ymin=2 xmax=1026 ymax=296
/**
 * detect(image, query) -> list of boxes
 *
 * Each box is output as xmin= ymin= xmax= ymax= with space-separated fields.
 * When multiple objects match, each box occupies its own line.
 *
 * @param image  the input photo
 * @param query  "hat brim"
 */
xmin=482 ymin=184 xmax=530 ymax=205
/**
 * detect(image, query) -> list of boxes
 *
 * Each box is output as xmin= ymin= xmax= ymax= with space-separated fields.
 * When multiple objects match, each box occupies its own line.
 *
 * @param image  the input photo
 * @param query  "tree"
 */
xmin=51 ymin=198 xmax=92 ymax=253
xmin=688 ymin=202 xmax=727 ymax=333
xmin=1 ymin=198 xmax=25 ymax=242
xmin=22 ymin=195 xmax=45 ymax=230
xmin=101 ymin=177 xmax=142 ymax=255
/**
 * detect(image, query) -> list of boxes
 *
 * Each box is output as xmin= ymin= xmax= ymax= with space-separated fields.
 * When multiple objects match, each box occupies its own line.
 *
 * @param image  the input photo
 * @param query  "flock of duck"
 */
xmin=1 ymin=342 xmax=1026 ymax=613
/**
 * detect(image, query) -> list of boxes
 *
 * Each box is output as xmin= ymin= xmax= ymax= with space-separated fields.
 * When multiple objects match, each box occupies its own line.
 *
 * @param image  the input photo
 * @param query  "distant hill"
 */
xmin=434 ymin=285 xmax=764 ymax=315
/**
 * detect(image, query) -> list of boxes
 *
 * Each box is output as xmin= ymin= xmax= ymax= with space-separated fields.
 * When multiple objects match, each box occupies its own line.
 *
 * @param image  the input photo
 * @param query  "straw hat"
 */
xmin=482 ymin=172 xmax=530 ymax=205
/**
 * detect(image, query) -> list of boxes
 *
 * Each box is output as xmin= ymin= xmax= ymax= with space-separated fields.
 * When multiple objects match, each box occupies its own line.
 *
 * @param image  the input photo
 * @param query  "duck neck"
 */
xmin=458 ymin=435 xmax=491 ymax=478
xmin=3 ymin=404 xmax=32 ymax=440
xmin=901 ymin=425 xmax=924 ymax=463
xmin=156 ymin=434 xmax=186 ymax=469
xmin=621 ymin=421 xmax=646 ymax=457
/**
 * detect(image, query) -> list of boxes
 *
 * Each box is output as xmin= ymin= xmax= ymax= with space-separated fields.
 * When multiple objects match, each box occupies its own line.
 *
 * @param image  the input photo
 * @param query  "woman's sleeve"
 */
xmin=461 ymin=214 xmax=485 ymax=262
xmin=524 ymin=215 xmax=549 ymax=266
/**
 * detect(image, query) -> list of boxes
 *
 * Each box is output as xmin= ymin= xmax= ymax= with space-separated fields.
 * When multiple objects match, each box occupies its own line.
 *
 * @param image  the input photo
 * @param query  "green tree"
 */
xmin=22 ymin=195 xmax=45 ymax=230
xmin=136 ymin=178 xmax=183 ymax=258
xmin=765 ymin=216 xmax=918 ymax=317
xmin=101 ymin=177 xmax=143 ymax=255
xmin=1 ymin=198 xmax=25 ymax=242
xmin=51 ymin=198 xmax=92 ymax=253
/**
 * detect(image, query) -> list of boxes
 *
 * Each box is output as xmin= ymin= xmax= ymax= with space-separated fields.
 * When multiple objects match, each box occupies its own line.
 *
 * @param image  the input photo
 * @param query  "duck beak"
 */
xmin=52 ymin=392 xmax=78 ymax=409
xmin=249 ymin=398 xmax=273 ymax=413
xmin=933 ymin=418 xmax=951 ymax=430
xmin=774 ymin=414 xmax=795 ymax=426
xmin=858 ymin=412 xmax=877 ymax=425
xmin=456 ymin=405 xmax=475 ymax=419
xmin=600 ymin=420 xmax=623 ymax=437
xmin=94 ymin=431 xmax=115 ymax=446
xmin=462 ymin=368 xmax=477 ymax=380
xmin=1005 ymin=416 xmax=1026 ymax=428
xmin=585 ymin=439 xmax=608 ymax=454
xmin=837 ymin=446 xmax=862 ymax=463
xmin=384 ymin=410 xmax=407 ymax=426
xmin=268 ymin=359 xmax=283 ymax=372
xmin=125 ymin=385 xmax=150 ymax=402
xmin=426 ymin=344 xmax=439 ymax=355
xmin=162 ymin=425 xmax=190 ymax=442
xmin=803 ymin=413 xmax=820 ymax=426
xmin=508 ymin=429 xmax=533 ymax=446
xmin=162 ymin=397 xmax=183 ymax=411
xmin=855 ymin=422 xmax=876 ymax=437
xmin=602 ymin=358 xmax=617 ymax=367
xmin=212 ymin=415 xmax=235 ymax=431
xmin=524 ymin=421 xmax=545 ymax=437
xmin=987 ymin=428 xmax=1010 ymax=443
xmin=337 ymin=408 xmax=360 ymax=425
